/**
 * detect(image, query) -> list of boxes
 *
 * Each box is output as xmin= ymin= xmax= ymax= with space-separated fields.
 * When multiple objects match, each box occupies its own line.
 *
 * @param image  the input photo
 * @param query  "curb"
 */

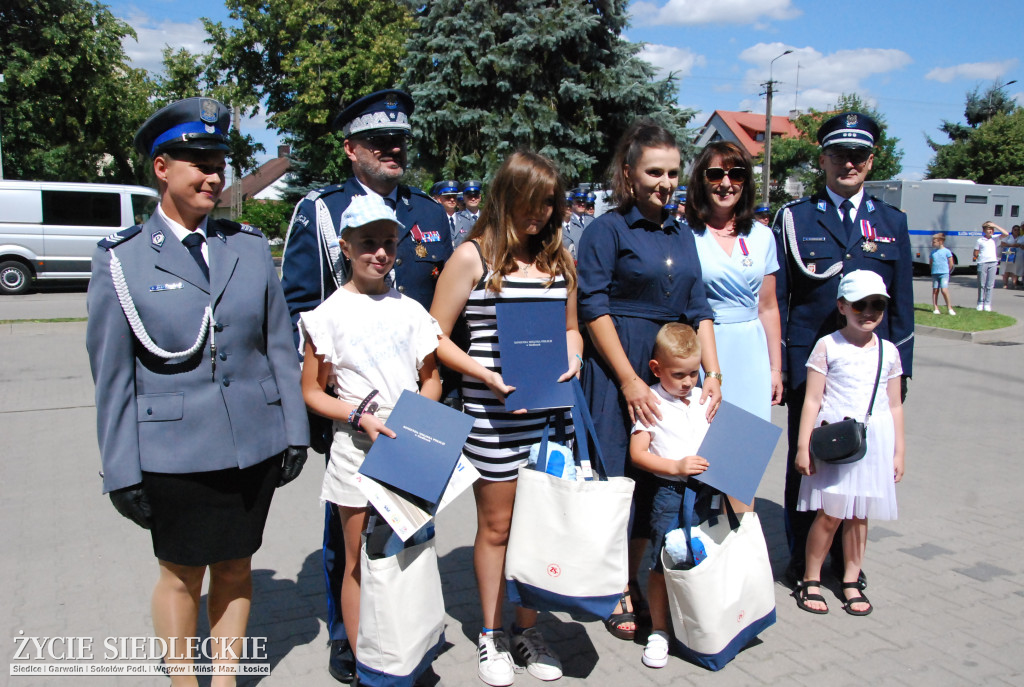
xmin=916 ymin=321 xmax=1023 ymax=343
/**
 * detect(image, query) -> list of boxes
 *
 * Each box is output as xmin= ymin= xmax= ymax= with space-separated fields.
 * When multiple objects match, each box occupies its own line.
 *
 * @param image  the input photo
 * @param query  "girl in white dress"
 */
xmin=299 ymin=195 xmax=442 ymax=657
xmin=794 ymin=270 xmax=905 ymax=617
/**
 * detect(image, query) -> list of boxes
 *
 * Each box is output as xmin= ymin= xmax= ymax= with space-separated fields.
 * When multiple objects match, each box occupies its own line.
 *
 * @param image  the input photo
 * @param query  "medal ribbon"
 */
xmin=738 ymin=237 xmax=749 ymax=256
xmin=410 ymin=224 xmax=424 ymax=242
xmin=860 ymin=220 xmax=877 ymax=240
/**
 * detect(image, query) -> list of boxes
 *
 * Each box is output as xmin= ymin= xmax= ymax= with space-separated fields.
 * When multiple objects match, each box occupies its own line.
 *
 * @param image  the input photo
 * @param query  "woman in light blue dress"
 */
xmin=685 ymin=141 xmax=783 ymax=507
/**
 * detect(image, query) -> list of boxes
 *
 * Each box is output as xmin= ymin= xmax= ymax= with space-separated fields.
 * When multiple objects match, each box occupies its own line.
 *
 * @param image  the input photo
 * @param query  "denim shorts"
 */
xmin=647 ymin=480 xmax=686 ymax=573
xmin=932 ymin=273 xmax=949 ymax=289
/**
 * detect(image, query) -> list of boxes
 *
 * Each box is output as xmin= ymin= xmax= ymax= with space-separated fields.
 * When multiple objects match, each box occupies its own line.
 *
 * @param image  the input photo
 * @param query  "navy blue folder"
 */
xmin=692 ymin=401 xmax=783 ymax=504
xmin=358 ymin=390 xmax=475 ymax=511
xmin=495 ymin=300 xmax=573 ymax=410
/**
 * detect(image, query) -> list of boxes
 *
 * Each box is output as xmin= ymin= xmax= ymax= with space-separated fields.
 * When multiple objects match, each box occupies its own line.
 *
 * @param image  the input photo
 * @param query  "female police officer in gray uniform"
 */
xmin=86 ymin=97 xmax=308 ymax=681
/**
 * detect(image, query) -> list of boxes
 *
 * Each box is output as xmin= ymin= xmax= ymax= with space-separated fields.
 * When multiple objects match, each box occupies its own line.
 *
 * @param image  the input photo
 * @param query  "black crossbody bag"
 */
xmin=809 ymin=339 xmax=884 ymax=465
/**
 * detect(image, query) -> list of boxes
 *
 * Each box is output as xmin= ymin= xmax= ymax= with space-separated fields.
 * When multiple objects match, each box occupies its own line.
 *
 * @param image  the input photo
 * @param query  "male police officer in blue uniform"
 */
xmin=774 ymin=112 xmax=913 ymax=587
xmin=431 ymin=178 xmax=461 ymax=246
xmin=279 ymin=89 xmax=451 ymax=683
xmin=452 ymin=179 xmax=483 ymax=248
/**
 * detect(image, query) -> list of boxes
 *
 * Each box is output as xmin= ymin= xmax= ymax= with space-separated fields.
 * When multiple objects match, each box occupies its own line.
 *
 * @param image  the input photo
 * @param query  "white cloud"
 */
xmin=925 ymin=60 xmax=1018 ymax=83
xmin=120 ymin=12 xmax=212 ymax=75
xmin=638 ymin=44 xmax=707 ymax=81
xmin=631 ymin=0 xmax=800 ymax=27
xmin=736 ymin=43 xmax=911 ymax=113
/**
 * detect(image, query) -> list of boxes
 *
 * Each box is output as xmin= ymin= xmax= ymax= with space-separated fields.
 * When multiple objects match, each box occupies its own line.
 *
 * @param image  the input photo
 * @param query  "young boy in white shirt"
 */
xmin=628 ymin=322 xmax=711 ymax=669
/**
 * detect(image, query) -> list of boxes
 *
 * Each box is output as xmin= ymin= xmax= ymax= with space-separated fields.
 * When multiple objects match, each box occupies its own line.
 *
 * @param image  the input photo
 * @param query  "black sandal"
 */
xmin=795 ymin=580 xmax=829 ymax=614
xmin=841 ymin=582 xmax=873 ymax=616
xmin=604 ymin=591 xmax=636 ymax=640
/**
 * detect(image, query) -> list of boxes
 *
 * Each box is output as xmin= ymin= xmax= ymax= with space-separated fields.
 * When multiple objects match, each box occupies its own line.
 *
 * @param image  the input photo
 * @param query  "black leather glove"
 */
xmin=278 ymin=446 xmax=308 ymax=487
xmin=900 ymin=375 xmax=909 ymax=403
xmin=109 ymin=484 xmax=153 ymax=530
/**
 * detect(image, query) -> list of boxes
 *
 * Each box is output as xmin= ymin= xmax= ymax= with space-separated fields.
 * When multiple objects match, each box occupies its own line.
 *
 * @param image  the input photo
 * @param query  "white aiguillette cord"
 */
xmin=109 ymin=249 xmax=214 ymax=361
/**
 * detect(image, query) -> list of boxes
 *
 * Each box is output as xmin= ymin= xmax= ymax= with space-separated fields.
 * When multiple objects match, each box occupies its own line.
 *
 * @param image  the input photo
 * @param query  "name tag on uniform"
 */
xmin=149 ymin=282 xmax=184 ymax=292
xmin=801 ymin=236 xmax=826 ymax=242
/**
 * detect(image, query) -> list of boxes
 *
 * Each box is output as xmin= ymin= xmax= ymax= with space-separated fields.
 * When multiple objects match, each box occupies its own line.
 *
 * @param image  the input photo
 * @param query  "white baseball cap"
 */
xmin=339 ymin=195 xmax=404 ymax=237
xmin=838 ymin=270 xmax=889 ymax=302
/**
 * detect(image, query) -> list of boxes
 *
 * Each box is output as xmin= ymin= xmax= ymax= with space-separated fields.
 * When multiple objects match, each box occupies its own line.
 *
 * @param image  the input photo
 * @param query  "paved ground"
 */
xmin=2 ymin=273 xmax=1022 ymax=686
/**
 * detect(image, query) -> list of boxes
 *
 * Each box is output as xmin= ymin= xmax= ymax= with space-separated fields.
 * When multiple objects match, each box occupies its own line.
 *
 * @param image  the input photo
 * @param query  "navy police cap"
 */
xmin=462 ymin=180 xmax=482 ymax=193
xmin=817 ymin=112 xmax=879 ymax=149
xmin=435 ymin=180 xmax=460 ymax=195
xmin=755 ymin=204 xmax=770 ymax=214
xmin=134 ymin=97 xmax=231 ymax=159
xmin=333 ymin=89 xmax=413 ymax=138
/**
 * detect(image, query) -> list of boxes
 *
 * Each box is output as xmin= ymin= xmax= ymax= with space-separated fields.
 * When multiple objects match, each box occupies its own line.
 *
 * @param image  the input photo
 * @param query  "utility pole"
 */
xmin=231 ymin=105 xmax=242 ymax=220
xmin=0 ymin=74 xmax=5 ymax=180
xmin=761 ymin=50 xmax=793 ymax=206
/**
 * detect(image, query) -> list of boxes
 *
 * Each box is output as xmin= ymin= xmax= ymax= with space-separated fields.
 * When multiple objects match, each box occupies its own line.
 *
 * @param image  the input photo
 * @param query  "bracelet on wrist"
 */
xmin=350 ymin=389 xmax=380 ymax=433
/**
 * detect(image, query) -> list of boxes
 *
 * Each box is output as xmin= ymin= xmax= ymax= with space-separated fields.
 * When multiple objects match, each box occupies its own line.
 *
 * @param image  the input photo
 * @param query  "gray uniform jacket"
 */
xmin=86 ymin=213 xmax=309 ymax=494
xmin=452 ymin=210 xmax=478 ymax=248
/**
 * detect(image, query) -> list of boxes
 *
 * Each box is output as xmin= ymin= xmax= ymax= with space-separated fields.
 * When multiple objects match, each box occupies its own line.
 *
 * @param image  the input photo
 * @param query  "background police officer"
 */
xmin=774 ymin=111 xmax=914 ymax=587
xmin=452 ymin=179 xmax=483 ymax=248
xmin=279 ymin=88 xmax=451 ymax=683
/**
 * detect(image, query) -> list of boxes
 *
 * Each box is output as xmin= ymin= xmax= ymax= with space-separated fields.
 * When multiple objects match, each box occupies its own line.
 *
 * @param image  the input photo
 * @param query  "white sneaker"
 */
xmin=977 ymin=304 xmax=984 ymax=311
xmin=984 ymin=304 xmax=992 ymax=311
xmin=948 ymin=308 xmax=956 ymax=315
xmin=642 ymin=631 xmax=670 ymax=669
xmin=511 ymin=627 xmax=562 ymax=681
xmin=478 ymin=631 xmax=515 ymax=686
xmin=932 ymin=308 xmax=941 ymax=314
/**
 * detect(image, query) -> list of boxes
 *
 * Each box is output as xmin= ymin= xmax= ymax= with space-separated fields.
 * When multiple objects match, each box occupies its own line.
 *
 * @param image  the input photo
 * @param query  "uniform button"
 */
xmin=809 ymin=252 xmax=816 ymax=257
xmin=398 ymin=286 xmax=405 ymax=293
xmin=219 ymin=352 xmax=227 ymax=361
xmin=214 ymin=323 xmax=224 ymax=332
xmin=846 ymin=254 xmax=852 ymax=259
xmin=665 ymin=290 xmax=671 ymax=297
xmin=223 ymin=379 xmax=230 ymax=387
xmin=147 ymin=408 xmax=153 ymax=415
xmin=431 ymin=254 xmax=437 ymax=259
xmin=395 ymin=258 xmax=403 ymax=266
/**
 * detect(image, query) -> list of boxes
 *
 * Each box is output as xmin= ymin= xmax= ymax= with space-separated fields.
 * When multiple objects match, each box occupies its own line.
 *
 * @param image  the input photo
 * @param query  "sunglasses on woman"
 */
xmin=704 ymin=167 xmax=746 ymax=183
xmin=848 ymin=298 xmax=887 ymax=314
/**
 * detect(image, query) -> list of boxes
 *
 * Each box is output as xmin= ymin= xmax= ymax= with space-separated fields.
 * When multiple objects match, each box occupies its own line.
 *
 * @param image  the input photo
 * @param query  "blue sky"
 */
xmin=107 ymin=0 xmax=1022 ymax=180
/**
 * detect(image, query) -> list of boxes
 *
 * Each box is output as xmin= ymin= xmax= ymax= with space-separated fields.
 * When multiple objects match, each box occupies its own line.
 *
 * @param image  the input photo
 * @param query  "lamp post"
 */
xmin=988 ymin=79 xmax=1017 ymax=120
xmin=762 ymin=49 xmax=793 ymax=205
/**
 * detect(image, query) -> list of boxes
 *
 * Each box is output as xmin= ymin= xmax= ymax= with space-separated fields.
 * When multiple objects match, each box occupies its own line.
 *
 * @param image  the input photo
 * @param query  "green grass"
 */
xmin=914 ymin=303 xmax=1015 ymax=332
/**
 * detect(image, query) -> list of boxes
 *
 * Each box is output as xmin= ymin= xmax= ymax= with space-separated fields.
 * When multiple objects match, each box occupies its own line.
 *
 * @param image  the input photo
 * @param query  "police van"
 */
xmin=863 ymin=179 xmax=1024 ymax=269
xmin=0 ymin=180 xmax=158 ymax=294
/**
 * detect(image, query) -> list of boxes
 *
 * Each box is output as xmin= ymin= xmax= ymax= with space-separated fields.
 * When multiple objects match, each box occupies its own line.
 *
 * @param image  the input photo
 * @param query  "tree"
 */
xmin=926 ymin=83 xmax=1023 ymax=184
xmin=400 ymin=0 xmax=695 ymax=183
xmin=204 ymin=0 xmax=415 ymax=192
xmin=237 ymin=198 xmax=293 ymax=241
xmin=766 ymin=93 xmax=903 ymax=205
xmin=0 ymin=0 xmax=152 ymax=183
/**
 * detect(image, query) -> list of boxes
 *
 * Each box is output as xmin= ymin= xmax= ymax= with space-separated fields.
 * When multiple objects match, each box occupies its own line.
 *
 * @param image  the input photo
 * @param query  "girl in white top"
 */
xmin=794 ymin=270 xmax=905 ymax=617
xmin=974 ymin=221 xmax=1009 ymax=310
xmin=299 ymin=195 xmax=442 ymax=658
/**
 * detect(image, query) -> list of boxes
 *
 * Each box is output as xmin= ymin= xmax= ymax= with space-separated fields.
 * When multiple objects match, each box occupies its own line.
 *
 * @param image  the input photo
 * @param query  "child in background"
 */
xmin=299 ymin=195 xmax=443 ymax=660
xmin=974 ymin=221 xmax=1009 ymax=311
xmin=628 ymin=323 xmax=711 ymax=669
xmin=1000 ymin=225 xmax=1020 ymax=289
xmin=794 ymin=270 xmax=905 ymax=617
xmin=929 ymin=232 xmax=955 ymax=315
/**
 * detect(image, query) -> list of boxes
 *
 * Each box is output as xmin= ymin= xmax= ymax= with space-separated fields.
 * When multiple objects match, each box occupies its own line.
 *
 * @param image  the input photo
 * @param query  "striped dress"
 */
xmin=462 ymin=269 xmax=575 ymax=481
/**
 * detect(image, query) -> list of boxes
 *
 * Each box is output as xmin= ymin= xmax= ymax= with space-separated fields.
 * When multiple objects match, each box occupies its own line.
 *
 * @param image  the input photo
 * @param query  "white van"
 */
xmin=0 ymin=180 xmax=158 ymax=294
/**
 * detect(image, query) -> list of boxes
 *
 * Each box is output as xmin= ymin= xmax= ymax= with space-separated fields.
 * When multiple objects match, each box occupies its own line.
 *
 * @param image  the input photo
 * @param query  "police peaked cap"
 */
xmin=434 ymin=180 xmax=460 ymax=195
xmin=462 ymin=180 xmax=483 ymax=193
xmin=333 ymin=89 xmax=414 ymax=137
xmin=134 ymin=97 xmax=231 ymax=159
xmin=817 ymin=112 xmax=880 ymax=149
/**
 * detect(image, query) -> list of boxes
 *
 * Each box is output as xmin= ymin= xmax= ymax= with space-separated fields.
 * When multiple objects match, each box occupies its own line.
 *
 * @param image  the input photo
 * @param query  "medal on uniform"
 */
xmin=860 ymin=219 xmax=878 ymax=253
xmin=863 ymin=241 xmax=877 ymax=253
xmin=739 ymin=237 xmax=753 ymax=267
xmin=410 ymin=223 xmax=427 ymax=257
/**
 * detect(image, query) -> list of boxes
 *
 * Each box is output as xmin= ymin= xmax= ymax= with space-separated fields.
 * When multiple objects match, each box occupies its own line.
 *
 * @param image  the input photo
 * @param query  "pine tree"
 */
xmin=401 ymin=0 xmax=694 ymax=184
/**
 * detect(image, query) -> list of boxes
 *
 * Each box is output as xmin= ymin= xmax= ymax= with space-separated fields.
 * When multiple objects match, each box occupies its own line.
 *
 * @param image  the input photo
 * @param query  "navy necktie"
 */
xmin=840 ymin=199 xmax=856 ymax=241
xmin=182 ymin=232 xmax=209 ymax=281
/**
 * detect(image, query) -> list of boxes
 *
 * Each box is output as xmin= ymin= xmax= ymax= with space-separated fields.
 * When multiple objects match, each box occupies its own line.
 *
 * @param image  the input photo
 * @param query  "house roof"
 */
xmin=705 ymin=110 xmax=802 ymax=157
xmin=219 ymin=155 xmax=292 ymax=208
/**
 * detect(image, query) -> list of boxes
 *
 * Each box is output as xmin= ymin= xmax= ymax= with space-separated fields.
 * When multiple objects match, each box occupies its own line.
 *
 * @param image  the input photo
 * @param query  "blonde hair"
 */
xmin=652 ymin=322 xmax=700 ymax=360
xmin=932 ymin=232 xmax=946 ymax=243
xmin=469 ymin=151 xmax=576 ymax=293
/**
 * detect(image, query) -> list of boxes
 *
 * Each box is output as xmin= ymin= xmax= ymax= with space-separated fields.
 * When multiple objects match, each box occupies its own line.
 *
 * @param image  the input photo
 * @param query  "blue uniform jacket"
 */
xmin=773 ymin=192 xmax=914 ymax=390
xmin=280 ymin=178 xmax=451 ymax=346
xmin=86 ymin=214 xmax=309 ymax=494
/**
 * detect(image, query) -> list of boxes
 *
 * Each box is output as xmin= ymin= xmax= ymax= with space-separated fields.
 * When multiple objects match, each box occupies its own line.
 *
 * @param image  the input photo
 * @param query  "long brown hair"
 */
xmin=607 ymin=119 xmax=678 ymax=213
xmin=468 ymin=151 xmax=576 ymax=293
xmin=685 ymin=141 xmax=756 ymax=234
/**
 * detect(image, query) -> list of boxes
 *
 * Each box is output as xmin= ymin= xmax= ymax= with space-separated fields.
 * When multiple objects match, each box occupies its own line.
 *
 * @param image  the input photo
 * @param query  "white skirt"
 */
xmin=797 ymin=409 xmax=898 ymax=520
xmin=321 ymin=406 xmax=393 ymax=509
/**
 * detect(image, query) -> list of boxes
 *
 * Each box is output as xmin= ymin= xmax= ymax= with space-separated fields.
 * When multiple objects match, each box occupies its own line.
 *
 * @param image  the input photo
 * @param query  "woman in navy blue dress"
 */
xmin=577 ymin=119 xmax=722 ymax=640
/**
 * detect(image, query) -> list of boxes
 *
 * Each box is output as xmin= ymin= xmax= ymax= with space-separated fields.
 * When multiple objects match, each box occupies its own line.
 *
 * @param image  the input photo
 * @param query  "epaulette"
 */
xmin=303 ymin=183 xmax=346 ymax=202
xmin=405 ymin=184 xmax=434 ymax=201
xmin=97 ymin=225 xmax=142 ymax=250
xmin=770 ymin=196 xmax=808 ymax=232
xmin=213 ymin=219 xmax=264 ymax=238
xmin=868 ymin=195 xmax=901 ymax=212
